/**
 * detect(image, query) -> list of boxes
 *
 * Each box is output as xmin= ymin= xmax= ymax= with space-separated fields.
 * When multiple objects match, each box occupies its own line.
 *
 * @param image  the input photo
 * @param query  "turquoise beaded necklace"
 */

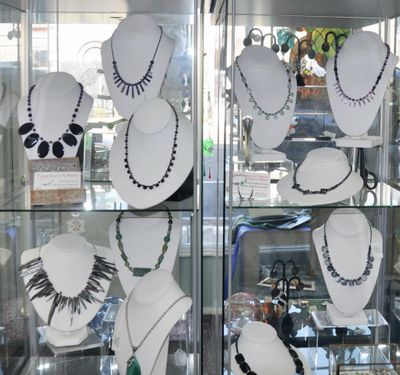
xmin=115 ymin=210 xmax=173 ymax=277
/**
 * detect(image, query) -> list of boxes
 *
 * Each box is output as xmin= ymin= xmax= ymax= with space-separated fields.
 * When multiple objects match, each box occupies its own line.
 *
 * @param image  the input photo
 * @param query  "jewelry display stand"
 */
xmin=326 ymin=31 xmax=398 ymax=141
xmin=17 ymin=72 xmax=93 ymax=160
xmin=277 ymin=148 xmax=363 ymax=206
xmin=113 ymin=269 xmax=192 ymax=375
xmin=109 ymin=98 xmax=193 ymax=209
xmin=313 ymin=208 xmax=383 ymax=325
xmin=108 ymin=211 xmax=182 ymax=295
xmin=0 ymin=83 xmax=18 ymax=128
xmin=20 ymin=234 xmax=114 ymax=347
xmin=230 ymin=322 xmax=311 ymax=375
xmin=101 ymin=14 xmax=174 ymax=118
xmin=233 ymin=45 xmax=297 ymax=151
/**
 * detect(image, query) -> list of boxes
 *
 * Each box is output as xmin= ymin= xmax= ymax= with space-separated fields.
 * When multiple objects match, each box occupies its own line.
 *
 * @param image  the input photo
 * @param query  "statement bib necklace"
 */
xmin=235 ymin=58 xmax=294 ymax=120
xmin=234 ymin=335 xmax=305 ymax=375
xmin=125 ymin=294 xmax=189 ymax=375
xmin=322 ymin=220 xmax=374 ymax=286
xmin=18 ymin=82 xmax=84 ymax=158
xmin=333 ymin=43 xmax=390 ymax=106
xmin=124 ymin=101 xmax=179 ymax=189
xmin=115 ymin=210 xmax=173 ymax=277
xmin=111 ymin=27 xmax=163 ymax=98
xmin=19 ymin=245 xmax=116 ymax=325
xmin=292 ymin=163 xmax=352 ymax=195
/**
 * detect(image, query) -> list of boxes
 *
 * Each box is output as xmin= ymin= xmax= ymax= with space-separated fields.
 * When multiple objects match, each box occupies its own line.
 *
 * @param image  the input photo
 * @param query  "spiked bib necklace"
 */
xmin=333 ymin=43 xmax=390 ymax=106
xmin=125 ymin=294 xmax=189 ymax=375
xmin=18 ymin=83 xmax=84 ymax=158
xmin=235 ymin=58 xmax=294 ymax=120
xmin=19 ymin=246 xmax=116 ymax=325
xmin=321 ymin=220 xmax=374 ymax=286
xmin=124 ymin=101 xmax=179 ymax=189
xmin=115 ymin=210 xmax=173 ymax=277
xmin=111 ymin=28 xmax=163 ymax=98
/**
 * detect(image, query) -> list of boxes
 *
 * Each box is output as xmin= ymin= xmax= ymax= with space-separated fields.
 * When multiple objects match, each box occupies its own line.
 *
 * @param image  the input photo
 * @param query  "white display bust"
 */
xmin=113 ymin=269 xmax=192 ymax=375
xmin=233 ymin=45 xmax=297 ymax=153
xmin=230 ymin=322 xmax=311 ymax=375
xmin=326 ymin=31 xmax=398 ymax=139
xmin=313 ymin=208 xmax=383 ymax=324
xmin=108 ymin=210 xmax=182 ymax=295
xmin=109 ymin=98 xmax=193 ymax=209
xmin=277 ymin=147 xmax=363 ymax=206
xmin=101 ymin=14 xmax=175 ymax=118
xmin=20 ymin=234 xmax=114 ymax=346
xmin=17 ymin=72 xmax=93 ymax=160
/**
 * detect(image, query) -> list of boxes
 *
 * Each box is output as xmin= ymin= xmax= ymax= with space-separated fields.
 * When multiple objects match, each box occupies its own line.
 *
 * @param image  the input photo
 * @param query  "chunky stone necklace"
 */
xmin=19 ymin=246 xmax=116 ymax=325
xmin=111 ymin=27 xmax=162 ymax=98
xmin=18 ymin=83 xmax=84 ymax=158
xmin=322 ymin=220 xmax=374 ymax=286
xmin=235 ymin=58 xmax=294 ymax=120
xmin=292 ymin=163 xmax=352 ymax=195
xmin=115 ymin=210 xmax=173 ymax=277
xmin=333 ymin=43 xmax=390 ymax=106
xmin=234 ymin=335 xmax=305 ymax=375
xmin=124 ymin=101 xmax=178 ymax=189
xmin=125 ymin=294 xmax=189 ymax=375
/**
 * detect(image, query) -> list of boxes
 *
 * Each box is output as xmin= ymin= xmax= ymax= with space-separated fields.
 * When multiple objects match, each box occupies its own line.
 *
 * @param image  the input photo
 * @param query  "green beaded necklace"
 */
xmin=115 ymin=210 xmax=173 ymax=277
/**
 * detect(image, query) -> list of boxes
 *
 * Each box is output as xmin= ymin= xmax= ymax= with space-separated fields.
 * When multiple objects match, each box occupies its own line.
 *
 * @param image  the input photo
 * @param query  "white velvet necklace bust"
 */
xmin=313 ymin=208 xmax=383 ymax=324
xmin=101 ymin=14 xmax=174 ymax=118
xmin=230 ymin=322 xmax=311 ymax=375
xmin=20 ymin=234 xmax=114 ymax=346
xmin=17 ymin=72 xmax=93 ymax=160
xmin=109 ymin=98 xmax=193 ymax=209
xmin=113 ymin=269 xmax=192 ymax=375
xmin=326 ymin=31 xmax=398 ymax=137
xmin=108 ymin=211 xmax=182 ymax=296
xmin=233 ymin=45 xmax=297 ymax=151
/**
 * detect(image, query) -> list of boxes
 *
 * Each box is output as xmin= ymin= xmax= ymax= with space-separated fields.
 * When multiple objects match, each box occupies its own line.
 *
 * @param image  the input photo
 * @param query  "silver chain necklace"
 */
xmin=125 ymin=293 xmax=189 ymax=375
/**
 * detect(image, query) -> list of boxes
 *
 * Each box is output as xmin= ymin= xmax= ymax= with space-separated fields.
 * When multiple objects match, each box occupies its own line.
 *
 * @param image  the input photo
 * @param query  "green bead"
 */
xmin=116 ymin=233 xmax=122 ymax=240
xmin=157 ymin=255 xmax=164 ymax=263
xmin=164 ymin=235 xmax=170 ymax=242
xmin=162 ymin=244 xmax=168 ymax=252
xmin=126 ymin=355 xmax=141 ymax=375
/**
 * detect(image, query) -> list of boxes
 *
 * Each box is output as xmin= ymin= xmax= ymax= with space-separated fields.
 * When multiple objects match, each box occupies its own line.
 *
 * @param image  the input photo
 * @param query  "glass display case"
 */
xmin=212 ymin=0 xmax=400 ymax=374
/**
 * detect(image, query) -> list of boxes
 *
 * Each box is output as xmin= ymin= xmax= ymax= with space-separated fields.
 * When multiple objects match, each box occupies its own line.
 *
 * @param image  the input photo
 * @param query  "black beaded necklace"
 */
xmin=0 ymin=83 xmax=6 ymax=109
xmin=292 ymin=163 xmax=352 ymax=195
xmin=322 ymin=219 xmax=374 ymax=287
xmin=124 ymin=101 xmax=178 ymax=190
xmin=111 ymin=27 xmax=163 ymax=98
xmin=333 ymin=43 xmax=390 ymax=106
xmin=234 ymin=335 xmax=305 ymax=375
xmin=235 ymin=58 xmax=294 ymax=120
xmin=18 ymin=83 xmax=84 ymax=158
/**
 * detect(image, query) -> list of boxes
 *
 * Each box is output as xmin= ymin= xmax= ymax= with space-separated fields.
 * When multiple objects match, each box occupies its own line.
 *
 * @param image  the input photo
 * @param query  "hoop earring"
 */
xmin=262 ymin=33 xmax=280 ymax=53
xmin=243 ymin=27 xmax=263 ymax=47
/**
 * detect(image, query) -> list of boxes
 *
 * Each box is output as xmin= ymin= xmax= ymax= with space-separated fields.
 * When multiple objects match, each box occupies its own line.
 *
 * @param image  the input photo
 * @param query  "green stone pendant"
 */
xmin=126 ymin=354 xmax=141 ymax=375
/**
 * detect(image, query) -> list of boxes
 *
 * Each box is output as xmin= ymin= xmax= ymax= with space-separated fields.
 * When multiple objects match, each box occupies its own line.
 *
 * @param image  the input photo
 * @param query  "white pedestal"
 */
xmin=335 ymin=135 xmax=383 ymax=148
xmin=46 ymin=325 xmax=89 ymax=347
xmin=251 ymin=150 xmax=286 ymax=163
xmin=326 ymin=304 xmax=368 ymax=326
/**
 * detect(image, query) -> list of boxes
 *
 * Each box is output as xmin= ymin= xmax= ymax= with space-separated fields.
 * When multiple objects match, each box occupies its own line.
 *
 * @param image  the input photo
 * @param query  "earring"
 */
xmin=322 ymin=31 xmax=337 ymax=52
xmin=243 ymin=27 xmax=263 ymax=47
xmin=262 ymin=33 xmax=280 ymax=53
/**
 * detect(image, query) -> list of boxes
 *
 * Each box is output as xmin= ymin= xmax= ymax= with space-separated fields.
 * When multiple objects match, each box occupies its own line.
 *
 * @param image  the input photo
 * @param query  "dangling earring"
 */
xmin=243 ymin=27 xmax=263 ymax=47
xmin=262 ymin=33 xmax=280 ymax=53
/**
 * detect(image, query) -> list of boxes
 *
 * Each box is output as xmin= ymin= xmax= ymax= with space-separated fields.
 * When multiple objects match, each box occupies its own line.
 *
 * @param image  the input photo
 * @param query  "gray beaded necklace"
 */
xmin=235 ymin=57 xmax=294 ymax=120
xmin=322 ymin=220 xmax=374 ymax=287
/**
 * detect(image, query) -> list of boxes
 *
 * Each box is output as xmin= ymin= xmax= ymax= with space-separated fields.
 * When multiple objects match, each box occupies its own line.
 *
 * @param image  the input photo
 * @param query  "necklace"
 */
xmin=235 ymin=58 xmax=294 ymax=120
xmin=322 ymin=220 xmax=374 ymax=286
xmin=111 ymin=28 xmax=163 ymax=98
xmin=0 ymin=83 xmax=6 ymax=109
xmin=18 ymin=82 xmax=85 ymax=158
xmin=115 ymin=210 xmax=173 ymax=277
xmin=234 ymin=335 xmax=305 ymax=375
xmin=125 ymin=294 xmax=189 ymax=375
xmin=292 ymin=163 xmax=352 ymax=195
xmin=333 ymin=43 xmax=390 ymax=106
xmin=19 ymin=245 xmax=116 ymax=325
xmin=124 ymin=101 xmax=178 ymax=189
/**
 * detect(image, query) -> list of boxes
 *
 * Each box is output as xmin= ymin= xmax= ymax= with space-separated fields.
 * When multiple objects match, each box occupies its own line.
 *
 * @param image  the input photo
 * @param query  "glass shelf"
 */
xmin=229 ymin=182 xmax=400 ymax=209
xmin=0 ymin=182 xmax=194 ymax=212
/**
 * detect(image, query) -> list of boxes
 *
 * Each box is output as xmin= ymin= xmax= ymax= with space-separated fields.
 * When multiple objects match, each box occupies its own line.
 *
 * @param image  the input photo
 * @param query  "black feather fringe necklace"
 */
xmin=19 ymin=246 xmax=117 ymax=325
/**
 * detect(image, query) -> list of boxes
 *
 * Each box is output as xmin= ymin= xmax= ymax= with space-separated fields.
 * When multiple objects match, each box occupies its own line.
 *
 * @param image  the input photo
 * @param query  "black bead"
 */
xmin=52 ymin=141 xmax=64 ymax=158
xmin=38 ymin=141 xmax=50 ymax=158
xmin=72 ymin=114 xmax=77 ymax=118
xmin=239 ymin=362 xmax=250 ymax=372
xmin=18 ymin=122 xmax=34 ymax=135
xmin=62 ymin=133 xmax=78 ymax=147
xmin=24 ymin=133 xmax=40 ymax=148
xmin=69 ymin=123 xmax=84 ymax=135
xmin=235 ymin=353 xmax=244 ymax=364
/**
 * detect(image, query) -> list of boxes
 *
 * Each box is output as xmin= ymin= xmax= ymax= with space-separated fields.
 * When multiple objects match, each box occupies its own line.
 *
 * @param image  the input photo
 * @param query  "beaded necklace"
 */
xmin=115 ymin=210 xmax=173 ymax=277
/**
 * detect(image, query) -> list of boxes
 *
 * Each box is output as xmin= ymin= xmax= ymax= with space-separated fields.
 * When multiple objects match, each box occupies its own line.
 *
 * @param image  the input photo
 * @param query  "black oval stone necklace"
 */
xmin=19 ymin=82 xmax=84 ymax=158
xmin=124 ymin=101 xmax=179 ymax=190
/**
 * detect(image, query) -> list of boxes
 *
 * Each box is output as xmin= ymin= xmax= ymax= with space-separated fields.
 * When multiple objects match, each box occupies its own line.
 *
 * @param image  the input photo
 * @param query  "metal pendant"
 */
xmin=126 ymin=354 xmax=141 ymax=375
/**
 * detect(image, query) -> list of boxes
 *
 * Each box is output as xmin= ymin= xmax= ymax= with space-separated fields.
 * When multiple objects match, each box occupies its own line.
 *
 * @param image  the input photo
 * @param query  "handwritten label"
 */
xmin=33 ymin=171 xmax=82 ymax=190
xmin=231 ymin=171 xmax=270 ymax=201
